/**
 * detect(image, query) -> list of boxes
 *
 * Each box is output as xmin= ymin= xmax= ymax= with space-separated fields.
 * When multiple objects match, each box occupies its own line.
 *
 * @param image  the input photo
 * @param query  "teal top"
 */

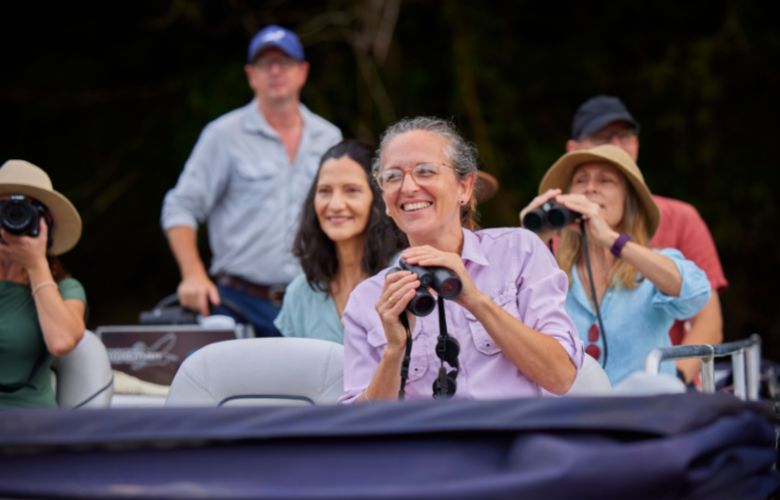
xmin=274 ymin=274 xmax=343 ymax=344
xmin=0 ymin=277 xmax=87 ymax=408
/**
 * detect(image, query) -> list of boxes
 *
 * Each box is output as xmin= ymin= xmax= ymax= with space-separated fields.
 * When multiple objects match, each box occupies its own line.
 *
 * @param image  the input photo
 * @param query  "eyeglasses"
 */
xmin=374 ymin=162 xmax=453 ymax=191
xmin=432 ymin=334 xmax=459 ymax=398
xmin=253 ymin=55 xmax=298 ymax=71
xmin=585 ymin=127 xmax=636 ymax=145
xmin=585 ymin=323 xmax=602 ymax=361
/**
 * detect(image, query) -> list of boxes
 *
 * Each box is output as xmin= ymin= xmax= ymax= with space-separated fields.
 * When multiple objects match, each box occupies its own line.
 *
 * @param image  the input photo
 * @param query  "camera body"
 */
xmin=392 ymin=259 xmax=462 ymax=316
xmin=0 ymin=195 xmax=46 ymax=237
xmin=522 ymin=200 xmax=580 ymax=233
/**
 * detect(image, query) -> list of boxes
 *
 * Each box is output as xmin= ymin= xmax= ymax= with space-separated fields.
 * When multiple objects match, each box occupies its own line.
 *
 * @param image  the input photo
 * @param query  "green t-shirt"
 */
xmin=0 ymin=278 xmax=87 ymax=408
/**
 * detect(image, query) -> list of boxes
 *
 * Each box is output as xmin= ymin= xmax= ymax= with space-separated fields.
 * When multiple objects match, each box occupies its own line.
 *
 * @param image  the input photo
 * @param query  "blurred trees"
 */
xmin=1 ymin=1 xmax=778 ymax=357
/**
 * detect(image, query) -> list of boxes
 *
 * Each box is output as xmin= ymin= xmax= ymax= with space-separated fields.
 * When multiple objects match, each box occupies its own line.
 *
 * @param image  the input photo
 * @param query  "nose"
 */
xmin=329 ymin=191 xmax=347 ymax=209
xmin=399 ymin=170 xmax=420 ymax=192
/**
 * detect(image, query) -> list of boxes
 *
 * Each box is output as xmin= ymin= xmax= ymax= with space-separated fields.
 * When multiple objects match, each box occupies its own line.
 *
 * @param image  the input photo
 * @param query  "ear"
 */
xmin=298 ymin=61 xmax=310 ymax=86
xmin=458 ymin=172 xmax=476 ymax=203
xmin=565 ymin=139 xmax=580 ymax=152
xmin=244 ymin=64 xmax=257 ymax=90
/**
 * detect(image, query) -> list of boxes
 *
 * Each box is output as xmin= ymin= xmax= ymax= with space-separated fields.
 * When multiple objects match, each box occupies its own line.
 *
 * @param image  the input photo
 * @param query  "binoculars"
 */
xmin=392 ymin=259 xmax=462 ymax=316
xmin=522 ymin=200 xmax=580 ymax=233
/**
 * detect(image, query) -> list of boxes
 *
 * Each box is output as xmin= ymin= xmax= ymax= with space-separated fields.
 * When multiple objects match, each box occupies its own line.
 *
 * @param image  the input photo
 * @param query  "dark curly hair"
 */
xmin=293 ymin=139 xmax=407 ymax=293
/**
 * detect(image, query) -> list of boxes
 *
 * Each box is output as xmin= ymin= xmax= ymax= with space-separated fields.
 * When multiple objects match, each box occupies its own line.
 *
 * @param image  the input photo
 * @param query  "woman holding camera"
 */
xmin=0 ymin=160 xmax=86 ymax=408
xmin=274 ymin=140 xmax=407 ymax=343
xmin=340 ymin=118 xmax=583 ymax=403
xmin=519 ymin=145 xmax=710 ymax=384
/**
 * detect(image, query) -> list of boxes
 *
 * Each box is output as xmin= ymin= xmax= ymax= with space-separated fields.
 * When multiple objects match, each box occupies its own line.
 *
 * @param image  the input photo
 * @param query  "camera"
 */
xmin=522 ymin=200 xmax=580 ymax=233
xmin=0 ymin=195 xmax=46 ymax=237
xmin=392 ymin=259 xmax=462 ymax=316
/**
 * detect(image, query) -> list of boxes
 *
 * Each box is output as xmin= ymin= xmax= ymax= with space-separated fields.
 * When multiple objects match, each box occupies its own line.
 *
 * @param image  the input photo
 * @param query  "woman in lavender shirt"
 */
xmin=339 ymin=117 xmax=583 ymax=403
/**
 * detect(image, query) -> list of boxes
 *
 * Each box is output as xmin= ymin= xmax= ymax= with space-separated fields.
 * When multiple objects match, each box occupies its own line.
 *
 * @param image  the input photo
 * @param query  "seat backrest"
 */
xmin=52 ymin=330 xmax=114 ymax=408
xmin=565 ymin=354 xmax=613 ymax=396
xmin=165 ymin=337 xmax=344 ymax=407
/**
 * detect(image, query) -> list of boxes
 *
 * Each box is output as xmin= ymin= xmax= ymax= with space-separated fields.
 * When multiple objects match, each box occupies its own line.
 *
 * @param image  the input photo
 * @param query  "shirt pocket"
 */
xmin=366 ymin=324 xmax=429 ymax=382
xmin=465 ymin=290 xmax=518 ymax=356
xmin=232 ymin=160 xmax=280 ymax=199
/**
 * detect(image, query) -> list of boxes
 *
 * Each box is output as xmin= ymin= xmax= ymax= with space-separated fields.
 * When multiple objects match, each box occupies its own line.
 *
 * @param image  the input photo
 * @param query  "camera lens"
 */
xmin=0 ymin=199 xmax=36 ymax=235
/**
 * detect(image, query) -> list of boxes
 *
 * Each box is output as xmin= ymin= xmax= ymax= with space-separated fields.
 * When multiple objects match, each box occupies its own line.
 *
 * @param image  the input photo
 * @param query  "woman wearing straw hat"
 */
xmin=0 ymin=159 xmax=86 ymax=408
xmin=520 ymin=144 xmax=711 ymax=385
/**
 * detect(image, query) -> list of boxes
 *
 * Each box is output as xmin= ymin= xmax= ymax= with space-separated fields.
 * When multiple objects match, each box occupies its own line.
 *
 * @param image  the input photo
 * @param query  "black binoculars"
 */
xmin=0 ymin=195 xmax=46 ymax=237
xmin=522 ymin=200 xmax=580 ymax=233
xmin=392 ymin=259 xmax=462 ymax=316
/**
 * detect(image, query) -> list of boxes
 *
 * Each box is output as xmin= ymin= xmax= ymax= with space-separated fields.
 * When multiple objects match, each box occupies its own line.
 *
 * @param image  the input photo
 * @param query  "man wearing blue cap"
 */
xmin=161 ymin=25 xmax=342 ymax=336
xmin=564 ymin=95 xmax=727 ymax=384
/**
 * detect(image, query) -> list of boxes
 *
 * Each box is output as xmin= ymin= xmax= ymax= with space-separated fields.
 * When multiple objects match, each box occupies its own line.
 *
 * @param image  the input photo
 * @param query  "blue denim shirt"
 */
xmin=566 ymin=248 xmax=711 ymax=385
xmin=161 ymin=100 xmax=342 ymax=285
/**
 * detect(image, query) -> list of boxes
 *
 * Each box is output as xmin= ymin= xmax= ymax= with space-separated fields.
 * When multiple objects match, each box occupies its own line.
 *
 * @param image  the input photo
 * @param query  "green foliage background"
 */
xmin=2 ymin=2 xmax=778 ymax=358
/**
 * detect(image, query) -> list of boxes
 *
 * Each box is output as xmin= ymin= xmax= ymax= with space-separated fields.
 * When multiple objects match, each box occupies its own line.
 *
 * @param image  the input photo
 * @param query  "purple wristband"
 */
xmin=610 ymin=233 xmax=631 ymax=257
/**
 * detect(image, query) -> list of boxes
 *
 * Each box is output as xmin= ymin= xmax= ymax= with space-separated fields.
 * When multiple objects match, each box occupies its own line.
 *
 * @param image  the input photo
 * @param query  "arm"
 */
xmin=166 ymin=226 xmax=220 ymax=316
xmin=558 ymin=193 xmax=683 ymax=296
xmin=402 ymin=245 xmax=577 ymax=395
xmin=1 ymin=220 xmax=84 ymax=356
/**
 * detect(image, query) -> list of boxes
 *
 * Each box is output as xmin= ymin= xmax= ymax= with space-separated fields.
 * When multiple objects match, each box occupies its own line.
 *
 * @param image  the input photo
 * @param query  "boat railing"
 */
xmin=644 ymin=334 xmax=762 ymax=401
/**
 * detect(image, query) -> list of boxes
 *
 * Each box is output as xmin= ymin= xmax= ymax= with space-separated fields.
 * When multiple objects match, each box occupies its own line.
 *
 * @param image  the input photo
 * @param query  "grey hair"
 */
xmin=372 ymin=116 xmax=481 ymax=229
xmin=372 ymin=117 xmax=479 ymax=177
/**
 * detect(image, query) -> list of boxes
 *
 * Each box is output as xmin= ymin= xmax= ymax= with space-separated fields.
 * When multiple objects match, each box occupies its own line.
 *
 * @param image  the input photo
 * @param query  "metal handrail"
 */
xmin=644 ymin=334 xmax=762 ymax=401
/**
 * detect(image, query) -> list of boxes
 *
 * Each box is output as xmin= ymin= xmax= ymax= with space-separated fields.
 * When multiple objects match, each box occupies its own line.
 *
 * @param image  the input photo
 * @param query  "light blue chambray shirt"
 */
xmin=274 ymin=274 xmax=343 ymax=344
xmin=566 ymin=248 xmax=711 ymax=385
xmin=161 ymin=100 xmax=342 ymax=285
xmin=340 ymin=228 xmax=584 ymax=403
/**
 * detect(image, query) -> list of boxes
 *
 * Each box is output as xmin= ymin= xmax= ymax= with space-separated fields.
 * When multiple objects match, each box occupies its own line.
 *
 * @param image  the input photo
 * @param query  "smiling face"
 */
xmin=568 ymin=162 xmax=628 ymax=229
xmin=379 ymin=130 xmax=473 ymax=246
xmin=314 ymin=156 xmax=373 ymax=245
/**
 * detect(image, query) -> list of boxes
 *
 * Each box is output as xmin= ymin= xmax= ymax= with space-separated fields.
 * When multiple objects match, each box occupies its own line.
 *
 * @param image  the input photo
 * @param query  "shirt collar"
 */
xmin=241 ymin=100 xmax=311 ymax=138
xmin=461 ymin=229 xmax=489 ymax=267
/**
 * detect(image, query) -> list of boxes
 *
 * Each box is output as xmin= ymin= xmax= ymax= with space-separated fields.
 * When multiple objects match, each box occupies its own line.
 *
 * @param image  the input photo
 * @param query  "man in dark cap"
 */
xmin=161 ymin=25 xmax=342 ymax=336
xmin=564 ymin=95 xmax=728 ymax=383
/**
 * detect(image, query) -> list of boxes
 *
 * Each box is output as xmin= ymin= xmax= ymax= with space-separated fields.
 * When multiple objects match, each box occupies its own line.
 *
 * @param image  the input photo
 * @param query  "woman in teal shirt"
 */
xmin=521 ymin=145 xmax=710 ymax=384
xmin=275 ymin=140 xmax=406 ymax=343
xmin=0 ymin=160 xmax=87 ymax=408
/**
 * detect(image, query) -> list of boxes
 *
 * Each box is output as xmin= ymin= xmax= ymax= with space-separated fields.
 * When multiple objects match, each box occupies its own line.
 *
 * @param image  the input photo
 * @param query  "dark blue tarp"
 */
xmin=0 ymin=393 xmax=777 ymax=499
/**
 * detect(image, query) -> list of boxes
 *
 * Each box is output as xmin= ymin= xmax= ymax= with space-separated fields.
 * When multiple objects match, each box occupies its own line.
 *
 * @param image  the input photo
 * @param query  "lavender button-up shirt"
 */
xmin=340 ymin=228 xmax=583 ymax=402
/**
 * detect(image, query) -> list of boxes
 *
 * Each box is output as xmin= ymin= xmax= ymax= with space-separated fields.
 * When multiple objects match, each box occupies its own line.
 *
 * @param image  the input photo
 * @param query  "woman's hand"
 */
xmin=518 ymin=188 xmax=561 ymax=242
xmin=401 ymin=245 xmax=486 ymax=311
xmin=375 ymin=270 xmax=419 ymax=350
xmin=0 ymin=218 xmax=50 ymax=273
xmin=555 ymin=193 xmax=619 ymax=248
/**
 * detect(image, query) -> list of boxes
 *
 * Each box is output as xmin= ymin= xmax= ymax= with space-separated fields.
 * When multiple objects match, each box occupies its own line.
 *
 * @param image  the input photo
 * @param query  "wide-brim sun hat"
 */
xmin=0 ymin=159 xmax=82 ymax=255
xmin=538 ymin=144 xmax=659 ymax=238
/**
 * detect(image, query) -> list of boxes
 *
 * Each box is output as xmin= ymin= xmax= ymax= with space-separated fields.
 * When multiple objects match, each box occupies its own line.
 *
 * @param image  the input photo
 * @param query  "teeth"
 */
xmin=402 ymin=202 xmax=432 ymax=211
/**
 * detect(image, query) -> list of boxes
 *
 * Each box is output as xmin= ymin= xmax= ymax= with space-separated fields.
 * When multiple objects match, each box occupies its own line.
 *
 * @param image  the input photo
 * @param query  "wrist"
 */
xmin=610 ymin=233 xmax=631 ymax=257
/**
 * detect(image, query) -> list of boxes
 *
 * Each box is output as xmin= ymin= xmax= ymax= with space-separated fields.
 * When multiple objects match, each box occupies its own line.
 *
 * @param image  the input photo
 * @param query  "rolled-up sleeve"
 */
xmin=515 ymin=231 xmax=584 ymax=369
xmin=161 ymin=124 xmax=230 ymax=231
xmin=651 ymin=248 xmax=712 ymax=320
xmin=338 ymin=282 xmax=381 ymax=404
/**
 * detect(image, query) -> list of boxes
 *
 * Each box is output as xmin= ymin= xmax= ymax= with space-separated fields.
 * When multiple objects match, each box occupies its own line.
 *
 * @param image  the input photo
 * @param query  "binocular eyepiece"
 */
xmin=522 ymin=200 xmax=580 ymax=233
xmin=392 ymin=259 xmax=462 ymax=316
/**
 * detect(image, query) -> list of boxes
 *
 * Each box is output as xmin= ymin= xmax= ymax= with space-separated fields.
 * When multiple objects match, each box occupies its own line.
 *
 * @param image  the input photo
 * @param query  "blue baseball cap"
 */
xmin=247 ymin=25 xmax=305 ymax=63
xmin=571 ymin=95 xmax=640 ymax=140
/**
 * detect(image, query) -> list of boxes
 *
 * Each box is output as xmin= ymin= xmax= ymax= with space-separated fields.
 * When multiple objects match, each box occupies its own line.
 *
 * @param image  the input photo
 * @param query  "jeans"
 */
xmin=215 ymin=284 xmax=282 ymax=338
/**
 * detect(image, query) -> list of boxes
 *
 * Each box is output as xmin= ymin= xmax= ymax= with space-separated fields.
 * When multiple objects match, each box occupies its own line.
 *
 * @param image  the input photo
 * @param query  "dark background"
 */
xmin=2 ymin=2 xmax=778 ymax=358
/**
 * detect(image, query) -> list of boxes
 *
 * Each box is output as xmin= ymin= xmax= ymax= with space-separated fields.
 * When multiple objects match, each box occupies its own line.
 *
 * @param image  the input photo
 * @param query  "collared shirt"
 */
xmin=274 ymin=274 xmax=343 ymax=344
xmin=566 ymin=248 xmax=711 ymax=385
xmin=161 ymin=100 xmax=342 ymax=285
xmin=340 ymin=228 xmax=583 ymax=403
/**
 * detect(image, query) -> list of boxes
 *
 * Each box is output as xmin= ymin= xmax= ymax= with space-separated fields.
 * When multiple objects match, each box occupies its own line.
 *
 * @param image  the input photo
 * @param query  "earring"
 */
xmin=459 ymin=199 xmax=466 ymax=205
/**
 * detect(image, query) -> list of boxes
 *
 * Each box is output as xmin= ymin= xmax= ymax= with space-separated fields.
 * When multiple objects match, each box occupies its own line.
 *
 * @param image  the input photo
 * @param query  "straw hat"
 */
xmin=538 ymin=144 xmax=659 ymax=237
xmin=474 ymin=171 xmax=499 ymax=203
xmin=0 ymin=160 xmax=82 ymax=255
